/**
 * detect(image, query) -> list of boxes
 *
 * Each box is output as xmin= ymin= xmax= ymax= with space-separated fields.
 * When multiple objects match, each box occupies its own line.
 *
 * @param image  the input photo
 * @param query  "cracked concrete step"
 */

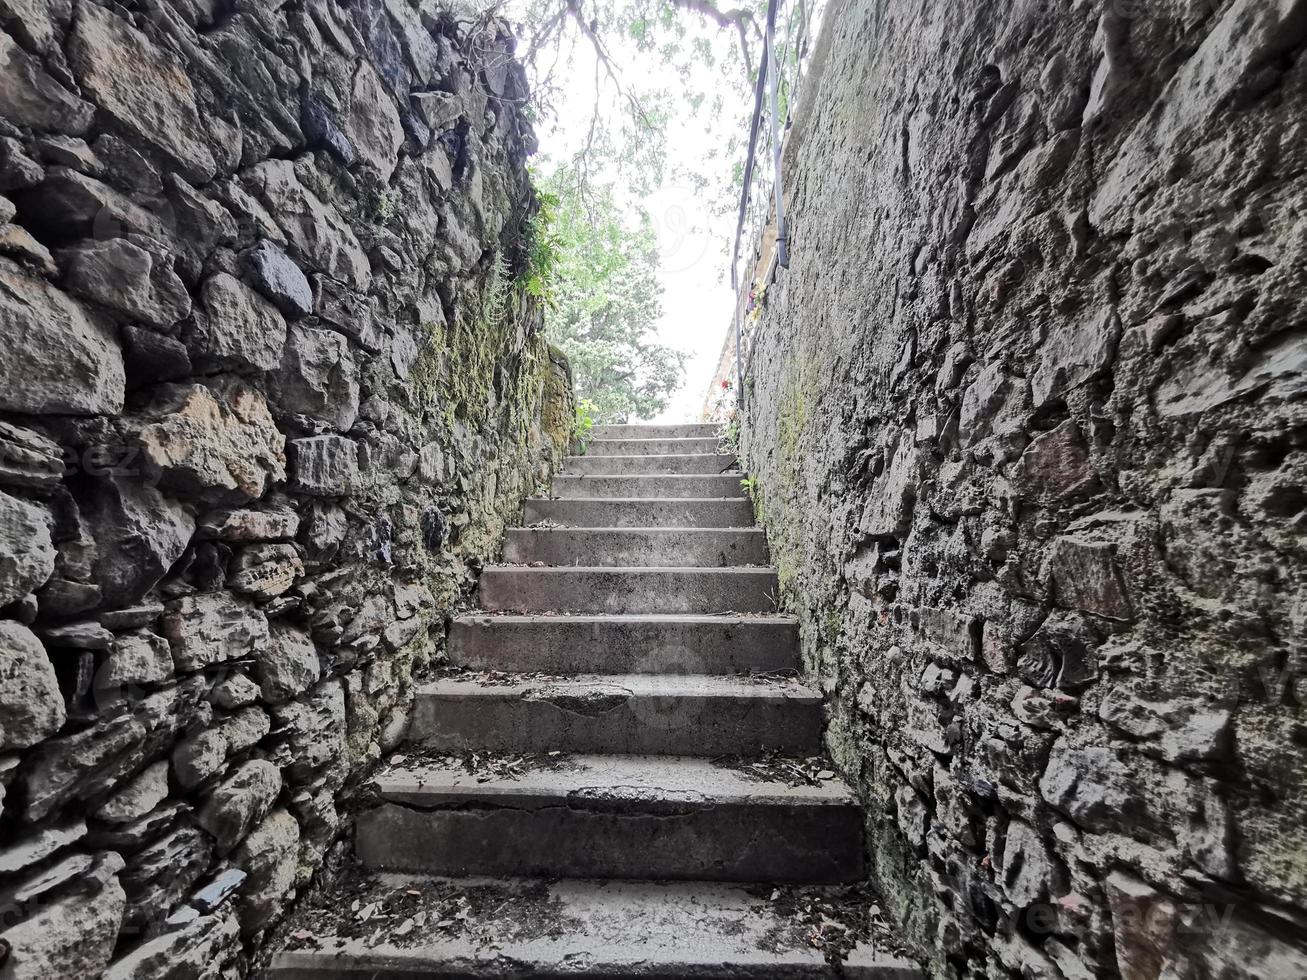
xmin=479 ymin=567 xmax=779 ymax=614
xmin=592 ymin=422 xmax=722 ymax=440
xmin=409 ymin=674 xmax=823 ymax=756
xmin=449 ymin=614 xmax=799 ymax=674
xmin=525 ymin=497 xmax=754 ymax=528
xmin=354 ymin=755 xmax=865 ymax=883
xmin=564 ymin=452 xmax=738 ymax=475
xmin=267 ymin=875 xmax=923 ymax=978
xmin=504 ymin=527 xmax=769 ymax=567
xmin=551 ymin=473 xmax=747 ymax=498
xmin=586 ymin=436 xmax=722 ymax=456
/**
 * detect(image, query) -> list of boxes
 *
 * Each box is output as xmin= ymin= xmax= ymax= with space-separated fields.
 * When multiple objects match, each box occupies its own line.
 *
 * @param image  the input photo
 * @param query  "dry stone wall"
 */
xmin=740 ymin=0 xmax=1307 ymax=976
xmin=0 ymin=1 xmax=571 ymax=976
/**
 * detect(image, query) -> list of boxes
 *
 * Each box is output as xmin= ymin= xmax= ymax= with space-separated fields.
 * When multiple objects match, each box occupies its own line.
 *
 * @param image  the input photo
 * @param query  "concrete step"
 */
xmin=503 ymin=527 xmax=769 ymax=567
xmin=592 ymin=422 xmax=722 ymax=440
xmin=449 ymin=614 xmax=799 ymax=674
xmin=478 ymin=566 xmax=779 ymax=614
xmin=354 ymin=754 xmax=865 ymax=883
xmin=586 ymin=436 xmax=722 ymax=456
xmin=525 ymin=497 xmax=754 ymax=528
xmin=551 ymin=473 xmax=747 ymax=498
xmin=268 ymin=874 xmax=923 ymax=978
xmin=409 ymin=674 xmax=822 ymax=756
xmin=564 ymin=452 xmax=737 ymax=475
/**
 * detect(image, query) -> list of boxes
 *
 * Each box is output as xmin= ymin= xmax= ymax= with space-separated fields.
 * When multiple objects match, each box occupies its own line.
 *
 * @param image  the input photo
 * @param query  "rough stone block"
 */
xmin=242 ymin=240 xmax=312 ymax=317
xmin=0 ymin=30 xmax=94 ymax=134
xmin=134 ymin=382 xmax=287 ymax=504
xmin=0 ymin=491 xmax=54 ymax=606
xmin=0 ymin=258 xmax=124 ymax=415
xmin=0 ymin=865 xmax=126 ymax=979
xmin=0 ymin=620 xmax=64 ymax=752
xmin=162 ymin=593 xmax=270 ymax=673
xmin=197 ymin=760 xmax=282 ymax=853
xmin=288 ymin=435 xmax=360 ymax=496
xmin=68 ymin=1 xmax=216 ymax=180
xmin=186 ymin=272 xmax=287 ymax=373
xmin=274 ymin=324 xmax=359 ymax=432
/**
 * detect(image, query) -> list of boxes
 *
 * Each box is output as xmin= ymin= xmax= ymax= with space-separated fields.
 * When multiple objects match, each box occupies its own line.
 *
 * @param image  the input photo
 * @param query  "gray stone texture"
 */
xmin=737 ymin=0 xmax=1307 ymax=975
xmin=185 ymin=272 xmax=288 ymax=373
xmin=0 ymin=490 xmax=53 ymax=605
xmin=0 ymin=3 xmax=571 ymax=976
xmin=0 ymin=620 xmax=64 ymax=750
xmin=0 ymin=257 xmax=124 ymax=415
xmin=0 ymin=862 xmax=126 ymax=979
xmin=242 ymin=240 xmax=313 ymax=318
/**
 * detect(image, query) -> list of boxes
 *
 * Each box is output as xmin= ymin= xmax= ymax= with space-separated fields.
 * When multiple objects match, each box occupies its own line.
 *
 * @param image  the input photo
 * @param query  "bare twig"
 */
xmin=523 ymin=4 xmax=570 ymax=65
xmin=564 ymin=0 xmax=657 ymax=131
xmin=668 ymin=0 xmax=761 ymax=76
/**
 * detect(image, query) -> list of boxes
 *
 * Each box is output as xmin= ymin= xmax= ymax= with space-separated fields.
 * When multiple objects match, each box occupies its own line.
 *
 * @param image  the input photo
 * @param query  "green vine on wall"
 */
xmin=573 ymin=397 xmax=598 ymax=451
xmin=518 ymin=184 xmax=563 ymax=304
xmin=741 ymin=473 xmax=764 ymax=524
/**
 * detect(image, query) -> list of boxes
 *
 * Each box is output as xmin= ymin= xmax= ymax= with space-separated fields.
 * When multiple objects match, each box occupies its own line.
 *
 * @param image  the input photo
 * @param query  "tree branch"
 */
xmin=667 ymin=0 xmax=760 ymax=76
xmin=523 ymin=4 xmax=570 ymax=65
xmin=564 ymin=0 xmax=657 ymax=132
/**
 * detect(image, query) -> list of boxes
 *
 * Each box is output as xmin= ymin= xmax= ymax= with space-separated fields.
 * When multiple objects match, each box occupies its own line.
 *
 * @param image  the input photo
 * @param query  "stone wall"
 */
xmin=739 ymin=0 xmax=1307 ymax=976
xmin=0 ymin=1 xmax=571 ymax=975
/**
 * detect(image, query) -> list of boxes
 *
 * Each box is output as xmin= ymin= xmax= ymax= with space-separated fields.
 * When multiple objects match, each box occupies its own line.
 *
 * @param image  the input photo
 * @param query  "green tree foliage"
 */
xmin=504 ymin=0 xmax=765 ymax=203
xmin=536 ymin=167 xmax=686 ymax=422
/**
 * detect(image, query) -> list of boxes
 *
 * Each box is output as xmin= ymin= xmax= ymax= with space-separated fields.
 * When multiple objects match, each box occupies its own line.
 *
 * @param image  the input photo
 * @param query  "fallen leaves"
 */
xmin=385 ymin=748 xmax=575 ymax=783
xmin=713 ymin=750 xmax=843 ymax=787
xmin=761 ymin=884 xmax=918 ymax=967
xmin=277 ymin=872 xmax=578 ymax=956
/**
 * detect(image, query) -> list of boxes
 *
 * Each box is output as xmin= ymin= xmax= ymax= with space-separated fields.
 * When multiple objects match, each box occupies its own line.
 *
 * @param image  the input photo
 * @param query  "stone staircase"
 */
xmin=266 ymin=424 xmax=919 ymax=977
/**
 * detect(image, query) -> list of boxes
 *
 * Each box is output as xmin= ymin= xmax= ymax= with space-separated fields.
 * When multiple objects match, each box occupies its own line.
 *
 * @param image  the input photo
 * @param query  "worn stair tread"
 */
xmin=592 ymin=421 xmax=722 ymax=438
xmin=551 ymin=474 xmax=748 ymax=498
xmin=355 ymin=756 xmax=865 ymax=881
xmin=417 ymin=672 xmax=819 ymax=702
xmin=370 ymin=753 xmax=855 ymax=808
xmin=563 ymin=453 xmax=738 ymax=475
xmin=448 ymin=613 xmax=799 ymax=674
xmin=503 ymin=526 xmax=770 ymax=568
xmin=588 ymin=436 xmax=721 ymax=446
xmin=534 ymin=496 xmax=752 ymax=501
xmin=566 ymin=453 xmax=734 ymax=465
xmin=268 ymin=874 xmax=923 ymax=978
xmin=453 ymin=612 xmax=798 ymax=624
xmin=478 ymin=566 xmax=780 ymax=614
xmin=408 ymin=673 xmax=823 ymax=755
xmin=585 ymin=436 xmax=723 ymax=456
xmin=482 ymin=564 xmax=779 ymax=572
xmin=525 ymin=497 xmax=755 ymax=529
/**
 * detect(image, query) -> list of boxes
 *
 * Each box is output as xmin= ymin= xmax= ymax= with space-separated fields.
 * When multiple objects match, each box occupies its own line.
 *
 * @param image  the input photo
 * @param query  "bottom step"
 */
xmin=268 ymin=874 xmax=922 ymax=978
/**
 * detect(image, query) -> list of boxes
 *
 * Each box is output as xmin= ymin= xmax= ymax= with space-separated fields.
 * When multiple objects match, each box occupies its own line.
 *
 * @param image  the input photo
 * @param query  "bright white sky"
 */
xmin=635 ymin=175 xmax=737 ymax=423
xmin=510 ymin=7 xmax=753 ymax=422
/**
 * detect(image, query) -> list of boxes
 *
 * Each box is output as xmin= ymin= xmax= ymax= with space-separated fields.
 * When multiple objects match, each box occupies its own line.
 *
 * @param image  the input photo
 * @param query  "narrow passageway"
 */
xmin=4 ymin=0 xmax=1304 ymax=974
xmin=268 ymin=423 xmax=920 ymax=976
